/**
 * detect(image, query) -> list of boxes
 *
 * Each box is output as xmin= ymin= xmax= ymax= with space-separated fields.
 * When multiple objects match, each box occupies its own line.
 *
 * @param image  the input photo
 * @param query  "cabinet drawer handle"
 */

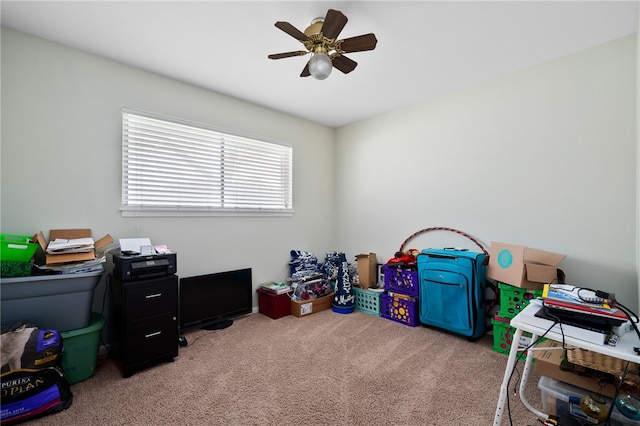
xmin=145 ymin=293 xmax=162 ymax=299
xmin=145 ymin=331 xmax=162 ymax=338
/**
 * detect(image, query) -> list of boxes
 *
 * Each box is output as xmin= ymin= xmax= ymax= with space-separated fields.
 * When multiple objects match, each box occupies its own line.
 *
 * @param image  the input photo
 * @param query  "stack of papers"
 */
xmin=35 ymin=230 xmax=115 ymax=275
xmin=35 ymin=258 xmax=105 ymax=274
xmin=46 ymin=238 xmax=94 ymax=254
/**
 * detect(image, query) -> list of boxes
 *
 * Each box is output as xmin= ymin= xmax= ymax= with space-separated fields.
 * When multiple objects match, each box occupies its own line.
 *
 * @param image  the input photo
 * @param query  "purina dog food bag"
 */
xmin=1 ymin=366 xmax=73 ymax=424
xmin=1 ymin=323 xmax=63 ymax=374
xmin=1 ymin=323 xmax=72 ymax=424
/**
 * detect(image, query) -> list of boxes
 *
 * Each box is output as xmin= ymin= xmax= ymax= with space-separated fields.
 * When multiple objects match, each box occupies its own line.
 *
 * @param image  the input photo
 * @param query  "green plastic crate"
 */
xmin=0 ymin=234 xmax=39 ymax=277
xmin=497 ymin=282 xmax=542 ymax=319
xmin=353 ymin=287 xmax=381 ymax=316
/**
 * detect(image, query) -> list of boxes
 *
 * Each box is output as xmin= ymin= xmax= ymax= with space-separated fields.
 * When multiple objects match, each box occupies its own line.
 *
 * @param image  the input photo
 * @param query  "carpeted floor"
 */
xmin=27 ymin=309 xmax=542 ymax=425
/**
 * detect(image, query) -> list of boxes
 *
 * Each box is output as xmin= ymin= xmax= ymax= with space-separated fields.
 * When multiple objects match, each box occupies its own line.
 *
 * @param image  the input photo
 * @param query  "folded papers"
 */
xmin=46 ymin=237 xmax=94 ymax=254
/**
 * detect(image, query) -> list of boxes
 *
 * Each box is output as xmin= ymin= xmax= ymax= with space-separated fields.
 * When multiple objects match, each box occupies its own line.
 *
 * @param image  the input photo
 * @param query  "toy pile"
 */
xmin=287 ymin=250 xmax=356 ymax=302
xmin=386 ymin=249 xmax=420 ymax=268
xmin=288 ymin=250 xmax=330 ymax=301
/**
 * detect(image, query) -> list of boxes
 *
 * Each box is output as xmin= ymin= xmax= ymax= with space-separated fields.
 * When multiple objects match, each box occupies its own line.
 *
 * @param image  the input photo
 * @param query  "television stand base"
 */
xmin=202 ymin=319 xmax=233 ymax=330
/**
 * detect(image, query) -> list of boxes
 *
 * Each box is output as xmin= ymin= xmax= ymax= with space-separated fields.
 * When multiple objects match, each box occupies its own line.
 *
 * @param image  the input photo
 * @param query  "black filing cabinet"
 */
xmin=111 ymin=274 xmax=179 ymax=378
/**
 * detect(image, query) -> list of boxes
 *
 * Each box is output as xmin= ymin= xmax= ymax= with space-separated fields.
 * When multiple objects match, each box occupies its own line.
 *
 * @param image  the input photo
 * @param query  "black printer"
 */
xmin=113 ymin=252 xmax=177 ymax=281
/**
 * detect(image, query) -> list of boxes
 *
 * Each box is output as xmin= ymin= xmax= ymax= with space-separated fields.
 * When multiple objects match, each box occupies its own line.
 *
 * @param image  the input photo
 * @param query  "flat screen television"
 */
xmin=179 ymin=268 xmax=252 ymax=331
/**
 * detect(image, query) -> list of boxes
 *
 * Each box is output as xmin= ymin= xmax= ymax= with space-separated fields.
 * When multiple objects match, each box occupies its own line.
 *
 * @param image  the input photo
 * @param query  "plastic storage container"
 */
xmin=491 ymin=314 xmax=533 ymax=355
xmin=497 ymin=282 xmax=542 ymax=319
xmin=382 ymin=265 xmax=419 ymax=298
xmin=380 ymin=292 xmax=419 ymax=326
xmin=538 ymin=375 xmax=640 ymax=425
xmin=60 ymin=312 xmax=105 ymax=384
xmin=0 ymin=234 xmax=39 ymax=277
xmin=1 ymin=268 xmax=104 ymax=331
xmin=257 ymin=289 xmax=291 ymax=319
xmin=353 ymin=287 xmax=381 ymax=316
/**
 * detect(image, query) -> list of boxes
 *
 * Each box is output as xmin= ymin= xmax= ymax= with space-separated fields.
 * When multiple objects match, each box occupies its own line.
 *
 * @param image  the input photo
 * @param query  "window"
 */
xmin=121 ymin=108 xmax=293 ymax=217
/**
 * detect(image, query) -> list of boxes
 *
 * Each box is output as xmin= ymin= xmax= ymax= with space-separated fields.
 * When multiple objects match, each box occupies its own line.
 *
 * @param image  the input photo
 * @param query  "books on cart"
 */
xmin=538 ymin=285 xmax=632 ymax=345
xmin=542 ymin=284 xmax=626 ymax=321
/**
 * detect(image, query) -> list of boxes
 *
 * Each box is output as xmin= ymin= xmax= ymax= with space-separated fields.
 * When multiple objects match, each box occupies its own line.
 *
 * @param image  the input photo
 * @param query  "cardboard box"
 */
xmin=37 ymin=229 xmax=113 ymax=265
xmin=291 ymin=292 xmax=334 ymax=317
xmin=534 ymin=340 xmax=617 ymax=398
xmin=487 ymin=241 xmax=565 ymax=289
xmin=355 ymin=253 xmax=377 ymax=289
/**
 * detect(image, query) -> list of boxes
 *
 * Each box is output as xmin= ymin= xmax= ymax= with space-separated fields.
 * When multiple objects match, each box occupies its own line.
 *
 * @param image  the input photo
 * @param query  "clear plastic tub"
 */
xmin=538 ymin=375 xmax=640 ymax=425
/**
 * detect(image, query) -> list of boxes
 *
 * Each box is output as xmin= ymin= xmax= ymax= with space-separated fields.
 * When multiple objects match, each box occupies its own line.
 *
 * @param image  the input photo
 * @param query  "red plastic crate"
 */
xmin=257 ymin=289 xmax=291 ymax=319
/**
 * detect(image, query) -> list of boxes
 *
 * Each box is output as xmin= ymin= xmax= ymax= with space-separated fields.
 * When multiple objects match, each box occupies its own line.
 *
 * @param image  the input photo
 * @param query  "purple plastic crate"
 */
xmin=380 ymin=292 xmax=419 ymax=327
xmin=382 ymin=265 xmax=419 ymax=297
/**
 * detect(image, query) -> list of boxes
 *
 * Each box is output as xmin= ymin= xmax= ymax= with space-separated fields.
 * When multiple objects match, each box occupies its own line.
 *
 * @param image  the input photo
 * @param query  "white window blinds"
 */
xmin=121 ymin=108 xmax=293 ymax=217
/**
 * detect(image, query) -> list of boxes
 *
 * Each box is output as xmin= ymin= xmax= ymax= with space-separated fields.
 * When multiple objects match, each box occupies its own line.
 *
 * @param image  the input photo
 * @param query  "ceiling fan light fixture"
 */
xmin=269 ymin=9 xmax=377 ymax=79
xmin=309 ymin=51 xmax=332 ymax=80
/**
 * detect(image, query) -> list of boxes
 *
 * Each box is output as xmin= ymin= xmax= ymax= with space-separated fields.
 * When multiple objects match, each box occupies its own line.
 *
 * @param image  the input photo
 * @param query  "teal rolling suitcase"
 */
xmin=418 ymin=248 xmax=487 ymax=340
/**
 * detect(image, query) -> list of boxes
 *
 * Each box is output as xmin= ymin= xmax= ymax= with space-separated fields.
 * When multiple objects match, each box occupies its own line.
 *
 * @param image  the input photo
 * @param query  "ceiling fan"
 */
xmin=268 ymin=9 xmax=378 ymax=80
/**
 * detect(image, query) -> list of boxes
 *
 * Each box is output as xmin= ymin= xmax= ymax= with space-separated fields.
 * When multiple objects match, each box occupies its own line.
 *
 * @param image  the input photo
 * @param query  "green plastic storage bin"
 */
xmin=0 ymin=234 xmax=39 ymax=277
xmin=60 ymin=312 xmax=105 ymax=384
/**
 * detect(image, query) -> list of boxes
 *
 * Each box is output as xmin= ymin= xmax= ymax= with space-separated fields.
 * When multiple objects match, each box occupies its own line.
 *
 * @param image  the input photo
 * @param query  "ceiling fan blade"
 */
xmin=275 ymin=21 xmax=310 ymax=42
xmin=300 ymin=62 xmax=311 ymax=77
xmin=268 ymin=51 xmax=309 ymax=60
xmin=339 ymin=33 xmax=378 ymax=53
xmin=332 ymin=55 xmax=357 ymax=74
xmin=321 ymin=9 xmax=348 ymax=39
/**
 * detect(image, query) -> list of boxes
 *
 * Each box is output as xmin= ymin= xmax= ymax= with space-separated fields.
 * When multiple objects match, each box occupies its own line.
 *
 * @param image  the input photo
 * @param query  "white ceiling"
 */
xmin=1 ymin=1 xmax=638 ymax=128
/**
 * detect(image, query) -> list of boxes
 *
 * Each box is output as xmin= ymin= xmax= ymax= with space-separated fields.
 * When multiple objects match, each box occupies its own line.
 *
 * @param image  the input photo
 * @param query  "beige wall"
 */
xmin=2 ymin=27 xmax=638 ymax=313
xmin=0 ymin=28 xmax=337 ymax=313
xmin=336 ymin=34 xmax=638 ymax=310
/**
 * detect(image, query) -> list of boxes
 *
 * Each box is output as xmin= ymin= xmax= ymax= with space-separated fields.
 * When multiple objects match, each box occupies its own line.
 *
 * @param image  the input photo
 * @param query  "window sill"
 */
xmin=120 ymin=208 xmax=294 ymax=218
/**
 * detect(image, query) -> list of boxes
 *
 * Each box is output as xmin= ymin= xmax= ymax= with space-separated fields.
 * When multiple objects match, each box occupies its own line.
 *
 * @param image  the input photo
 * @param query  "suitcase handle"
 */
xmin=422 ymin=253 xmax=458 ymax=260
xmin=399 ymin=227 xmax=489 ymax=255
